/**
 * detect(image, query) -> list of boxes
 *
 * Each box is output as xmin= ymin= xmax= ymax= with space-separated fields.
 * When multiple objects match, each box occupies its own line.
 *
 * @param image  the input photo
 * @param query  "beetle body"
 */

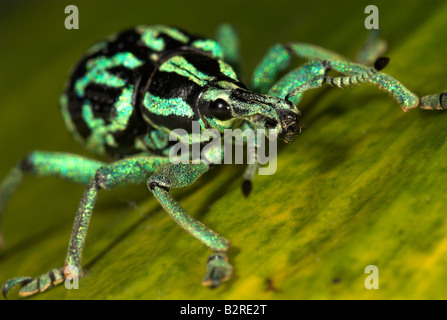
xmin=63 ymin=25 xmax=227 ymax=158
xmin=62 ymin=25 xmax=298 ymax=160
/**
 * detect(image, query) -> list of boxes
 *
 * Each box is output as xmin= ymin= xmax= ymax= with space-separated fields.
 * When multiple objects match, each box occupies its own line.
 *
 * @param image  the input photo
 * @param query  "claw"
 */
xmin=201 ymin=253 xmax=233 ymax=288
xmin=2 ymin=277 xmax=33 ymax=299
xmin=242 ymin=180 xmax=252 ymax=197
xmin=2 ymin=268 xmax=65 ymax=299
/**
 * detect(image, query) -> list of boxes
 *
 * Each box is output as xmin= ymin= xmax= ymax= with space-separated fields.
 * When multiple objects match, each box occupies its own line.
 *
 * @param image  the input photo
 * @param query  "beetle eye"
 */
xmin=209 ymin=99 xmax=232 ymax=120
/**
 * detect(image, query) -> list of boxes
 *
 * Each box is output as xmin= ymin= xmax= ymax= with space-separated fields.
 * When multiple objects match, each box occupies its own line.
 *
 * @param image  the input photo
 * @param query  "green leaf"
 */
xmin=1 ymin=0 xmax=447 ymax=299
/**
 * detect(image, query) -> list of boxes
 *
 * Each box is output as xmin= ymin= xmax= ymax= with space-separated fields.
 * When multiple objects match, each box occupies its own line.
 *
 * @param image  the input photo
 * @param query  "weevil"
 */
xmin=1 ymin=24 xmax=446 ymax=298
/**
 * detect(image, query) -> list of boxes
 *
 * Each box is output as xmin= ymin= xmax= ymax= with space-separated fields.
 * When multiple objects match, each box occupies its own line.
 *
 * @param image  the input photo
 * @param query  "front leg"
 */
xmin=252 ymin=39 xmax=446 ymax=112
xmin=148 ymin=162 xmax=233 ymax=287
xmin=250 ymin=31 xmax=386 ymax=94
xmin=284 ymin=59 xmax=447 ymax=112
xmin=250 ymin=42 xmax=346 ymax=94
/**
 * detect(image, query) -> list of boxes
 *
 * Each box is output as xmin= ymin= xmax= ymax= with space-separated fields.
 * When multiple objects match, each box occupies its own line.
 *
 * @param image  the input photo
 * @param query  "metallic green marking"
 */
xmin=214 ymin=80 xmax=240 ymax=90
xmin=83 ymin=86 xmax=134 ymax=154
xmin=113 ymin=86 xmax=135 ymax=130
xmin=135 ymin=130 xmax=171 ymax=152
xmin=167 ymin=118 xmax=225 ymax=148
xmin=137 ymin=25 xmax=189 ymax=51
xmin=191 ymin=39 xmax=224 ymax=59
xmin=159 ymin=56 xmax=214 ymax=86
xmin=201 ymin=87 xmax=226 ymax=102
xmin=82 ymin=101 xmax=109 ymax=154
xmin=218 ymin=60 xmax=238 ymax=80
xmin=143 ymin=93 xmax=194 ymax=118
xmin=75 ymin=52 xmax=143 ymax=96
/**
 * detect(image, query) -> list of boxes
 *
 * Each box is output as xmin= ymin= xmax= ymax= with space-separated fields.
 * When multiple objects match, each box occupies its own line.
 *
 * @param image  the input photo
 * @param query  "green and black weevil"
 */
xmin=1 ymin=24 xmax=446 ymax=298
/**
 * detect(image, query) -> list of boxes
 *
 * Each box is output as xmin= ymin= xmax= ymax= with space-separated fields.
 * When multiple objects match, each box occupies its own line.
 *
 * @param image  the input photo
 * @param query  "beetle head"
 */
xmin=198 ymin=81 xmax=302 ymax=143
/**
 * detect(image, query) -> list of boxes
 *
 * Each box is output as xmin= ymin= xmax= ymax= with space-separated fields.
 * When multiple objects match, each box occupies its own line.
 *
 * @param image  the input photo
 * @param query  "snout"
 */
xmin=277 ymin=110 xmax=302 ymax=143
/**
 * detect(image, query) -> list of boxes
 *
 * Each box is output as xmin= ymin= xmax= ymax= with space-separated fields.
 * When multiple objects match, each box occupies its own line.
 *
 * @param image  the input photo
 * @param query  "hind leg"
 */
xmin=2 ymin=155 xmax=168 ymax=298
xmin=0 ymin=151 xmax=105 ymax=251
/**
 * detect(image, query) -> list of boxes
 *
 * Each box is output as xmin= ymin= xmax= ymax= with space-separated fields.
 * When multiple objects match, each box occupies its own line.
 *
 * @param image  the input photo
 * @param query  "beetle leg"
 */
xmin=2 ymin=155 xmax=168 ymax=298
xmin=283 ymin=59 xmax=447 ymax=112
xmin=148 ymin=162 xmax=233 ymax=287
xmin=216 ymin=24 xmax=241 ymax=76
xmin=356 ymin=29 xmax=388 ymax=66
xmin=0 ymin=151 xmax=104 ymax=298
xmin=267 ymin=60 xmax=327 ymax=104
xmin=202 ymin=252 xmax=233 ymax=288
xmin=251 ymin=42 xmax=346 ymax=93
xmin=63 ymin=156 xmax=169 ymax=291
xmin=241 ymin=164 xmax=258 ymax=197
xmin=242 ymin=123 xmax=262 ymax=197
xmin=0 ymin=151 xmax=105 ymax=251
xmin=2 ymin=269 xmax=65 ymax=299
xmin=251 ymin=29 xmax=387 ymax=94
